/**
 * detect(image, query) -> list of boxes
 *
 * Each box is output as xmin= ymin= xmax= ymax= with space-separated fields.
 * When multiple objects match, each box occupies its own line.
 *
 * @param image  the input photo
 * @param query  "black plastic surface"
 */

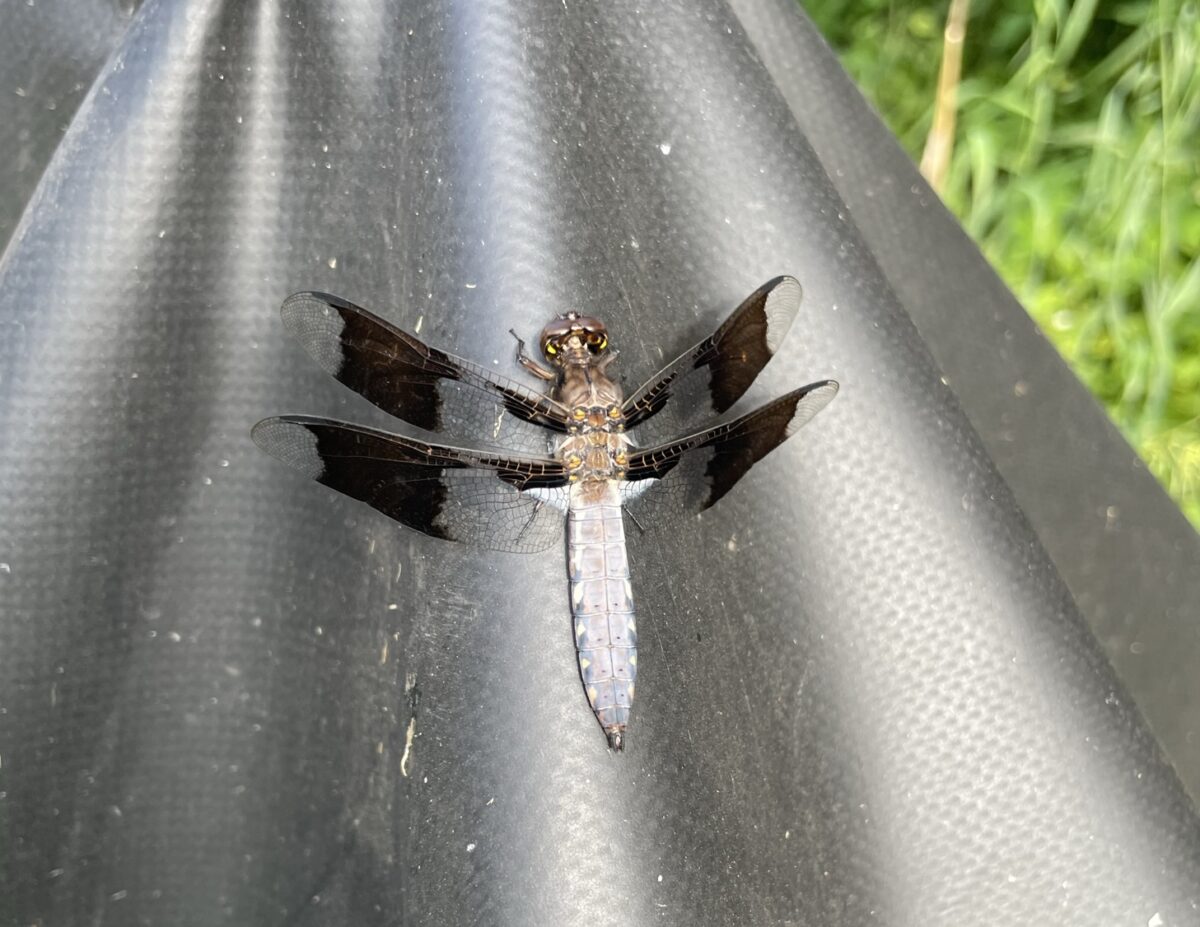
xmin=742 ymin=0 xmax=1200 ymax=799
xmin=2 ymin=2 xmax=1199 ymax=925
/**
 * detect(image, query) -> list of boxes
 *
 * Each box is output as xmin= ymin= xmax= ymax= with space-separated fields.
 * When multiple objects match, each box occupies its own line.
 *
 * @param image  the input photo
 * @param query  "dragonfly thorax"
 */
xmin=568 ymin=402 xmax=624 ymax=430
xmin=559 ymin=429 xmax=630 ymax=483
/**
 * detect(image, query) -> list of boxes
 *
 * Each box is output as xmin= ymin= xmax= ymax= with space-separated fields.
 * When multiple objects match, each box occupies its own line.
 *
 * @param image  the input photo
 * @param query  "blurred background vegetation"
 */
xmin=803 ymin=0 xmax=1200 ymax=528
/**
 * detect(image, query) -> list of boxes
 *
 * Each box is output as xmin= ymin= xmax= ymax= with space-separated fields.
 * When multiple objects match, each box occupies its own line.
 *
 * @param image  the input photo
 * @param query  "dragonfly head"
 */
xmin=539 ymin=312 xmax=609 ymax=365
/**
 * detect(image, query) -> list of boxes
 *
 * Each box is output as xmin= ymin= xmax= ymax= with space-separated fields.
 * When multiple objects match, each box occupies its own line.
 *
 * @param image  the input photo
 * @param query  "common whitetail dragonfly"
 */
xmin=252 ymin=276 xmax=837 ymax=751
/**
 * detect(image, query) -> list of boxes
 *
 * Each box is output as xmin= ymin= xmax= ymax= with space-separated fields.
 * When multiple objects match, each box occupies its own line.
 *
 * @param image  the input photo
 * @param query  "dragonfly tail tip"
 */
xmin=606 ymin=728 xmax=625 ymax=751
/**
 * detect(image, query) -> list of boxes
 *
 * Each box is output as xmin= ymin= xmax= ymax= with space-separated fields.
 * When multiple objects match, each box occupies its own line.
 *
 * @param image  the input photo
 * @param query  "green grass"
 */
xmin=804 ymin=0 xmax=1200 ymax=528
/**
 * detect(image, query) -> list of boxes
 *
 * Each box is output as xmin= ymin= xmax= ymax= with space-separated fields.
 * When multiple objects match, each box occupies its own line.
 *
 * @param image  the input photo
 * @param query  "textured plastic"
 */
xmin=2 ymin=2 xmax=1198 ymax=925
xmin=736 ymin=0 xmax=1200 ymax=797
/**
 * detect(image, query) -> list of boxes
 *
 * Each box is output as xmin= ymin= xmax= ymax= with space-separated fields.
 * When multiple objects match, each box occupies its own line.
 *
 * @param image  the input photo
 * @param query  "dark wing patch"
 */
xmin=621 ymin=380 xmax=838 ymax=518
xmin=281 ymin=292 xmax=571 ymax=452
xmin=252 ymin=416 xmax=569 ymax=553
xmin=622 ymin=276 xmax=802 ymax=442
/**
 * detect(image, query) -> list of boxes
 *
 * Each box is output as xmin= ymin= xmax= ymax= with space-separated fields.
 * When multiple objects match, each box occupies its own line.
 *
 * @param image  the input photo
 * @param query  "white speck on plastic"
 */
xmin=659 ymin=142 xmax=671 ymax=155
xmin=327 ymin=257 xmax=337 ymax=269
xmin=168 ymin=632 xmax=182 ymax=643
xmin=0 ymin=563 xmax=10 ymax=574
xmin=466 ymin=843 xmax=476 ymax=853
xmin=657 ymin=874 xmax=663 ymax=882
xmin=219 ymin=459 xmax=230 ymax=468
xmin=630 ymin=238 xmax=640 ymax=251
xmin=110 ymin=890 xmax=128 ymax=901
xmin=465 ymin=282 xmax=477 ymax=289
xmin=1148 ymin=913 xmax=1165 ymax=927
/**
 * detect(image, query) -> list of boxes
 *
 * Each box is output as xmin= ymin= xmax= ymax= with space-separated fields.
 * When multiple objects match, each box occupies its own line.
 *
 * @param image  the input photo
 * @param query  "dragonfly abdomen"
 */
xmin=567 ymin=482 xmax=637 ymax=750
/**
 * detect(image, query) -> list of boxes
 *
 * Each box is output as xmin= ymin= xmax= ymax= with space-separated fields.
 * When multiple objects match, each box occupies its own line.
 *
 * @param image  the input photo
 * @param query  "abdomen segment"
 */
xmin=567 ymin=482 xmax=637 ymax=750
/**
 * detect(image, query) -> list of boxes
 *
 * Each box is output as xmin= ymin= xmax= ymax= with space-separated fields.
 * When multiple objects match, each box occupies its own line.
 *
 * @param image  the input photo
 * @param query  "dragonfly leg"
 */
xmin=514 ymin=498 xmax=546 ymax=545
xmin=509 ymin=329 xmax=557 ymax=381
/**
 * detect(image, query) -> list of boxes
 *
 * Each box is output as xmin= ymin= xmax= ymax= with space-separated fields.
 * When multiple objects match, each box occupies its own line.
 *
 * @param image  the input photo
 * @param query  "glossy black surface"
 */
xmin=3 ymin=1 xmax=1199 ymax=925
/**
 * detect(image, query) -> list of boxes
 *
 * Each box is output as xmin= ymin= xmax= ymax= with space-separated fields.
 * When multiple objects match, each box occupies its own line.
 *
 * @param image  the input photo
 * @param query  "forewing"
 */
xmin=252 ymin=416 xmax=570 ymax=554
xmin=622 ymin=276 xmax=802 ymax=445
xmin=620 ymin=380 xmax=838 ymax=524
xmin=281 ymin=292 xmax=571 ymax=454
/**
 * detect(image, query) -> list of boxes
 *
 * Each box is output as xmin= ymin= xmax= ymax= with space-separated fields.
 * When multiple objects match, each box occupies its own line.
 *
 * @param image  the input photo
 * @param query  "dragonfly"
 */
xmin=252 ymin=276 xmax=838 ymax=751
